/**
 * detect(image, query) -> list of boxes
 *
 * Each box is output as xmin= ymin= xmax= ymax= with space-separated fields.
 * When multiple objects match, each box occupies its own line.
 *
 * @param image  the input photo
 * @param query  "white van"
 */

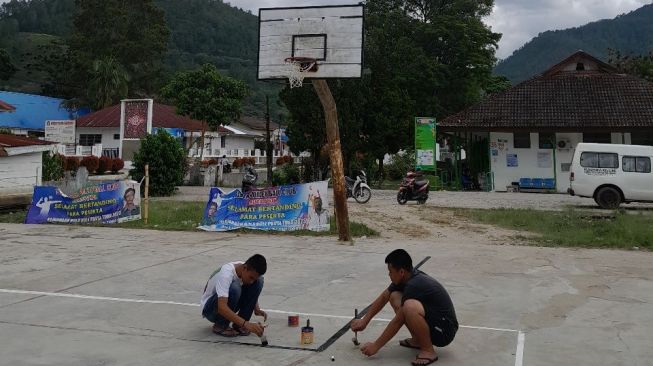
xmin=568 ymin=143 xmax=653 ymax=209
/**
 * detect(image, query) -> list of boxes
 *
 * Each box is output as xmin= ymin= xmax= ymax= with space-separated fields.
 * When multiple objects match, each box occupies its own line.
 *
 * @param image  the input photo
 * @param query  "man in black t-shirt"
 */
xmin=351 ymin=249 xmax=458 ymax=366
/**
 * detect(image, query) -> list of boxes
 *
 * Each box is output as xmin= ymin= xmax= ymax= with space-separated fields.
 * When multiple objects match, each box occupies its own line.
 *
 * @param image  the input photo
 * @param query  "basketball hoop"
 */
xmin=284 ymin=57 xmax=318 ymax=88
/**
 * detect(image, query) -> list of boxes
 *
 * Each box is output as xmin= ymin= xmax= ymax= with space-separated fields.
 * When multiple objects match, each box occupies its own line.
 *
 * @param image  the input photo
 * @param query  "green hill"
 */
xmin=494 ymin=4 xmax=653 ymax=83
xmin=0 ymin=0 xmax=281 ymax=117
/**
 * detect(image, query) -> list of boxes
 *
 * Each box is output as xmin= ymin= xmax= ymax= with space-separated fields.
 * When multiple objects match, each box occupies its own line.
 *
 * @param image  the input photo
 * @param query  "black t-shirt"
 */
xmin=388 ymin=270 xmax=458 ymax=326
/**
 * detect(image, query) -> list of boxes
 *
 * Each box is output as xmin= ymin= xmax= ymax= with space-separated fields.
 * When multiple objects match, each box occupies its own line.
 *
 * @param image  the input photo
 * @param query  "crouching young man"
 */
xmin=351 ymin=249 xmax=458 ymax=365
xmin=201 ymin=254 xmax=268 ymax=337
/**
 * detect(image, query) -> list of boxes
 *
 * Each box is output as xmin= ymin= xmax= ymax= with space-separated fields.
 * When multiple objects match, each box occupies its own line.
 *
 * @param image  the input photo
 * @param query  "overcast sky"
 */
xmin=233 ymin=0 xmax=652 ymax=59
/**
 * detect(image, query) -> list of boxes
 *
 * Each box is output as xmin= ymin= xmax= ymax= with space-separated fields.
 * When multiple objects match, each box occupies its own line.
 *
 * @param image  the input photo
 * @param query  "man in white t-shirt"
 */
xmin=201 ymin=254 xmax=268 ymax=337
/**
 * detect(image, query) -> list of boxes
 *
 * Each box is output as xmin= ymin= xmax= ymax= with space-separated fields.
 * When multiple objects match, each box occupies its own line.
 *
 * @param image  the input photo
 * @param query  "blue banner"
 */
xmin=25 ymin=180 xmax=142 ymax=224
xmin=198 ymin=181 xmax=330 ymax=232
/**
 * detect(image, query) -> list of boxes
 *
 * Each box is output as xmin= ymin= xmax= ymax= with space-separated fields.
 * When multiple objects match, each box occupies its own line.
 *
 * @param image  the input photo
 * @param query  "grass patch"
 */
xmin=456 ymin=208 xmax=652 ymax=250
xmin=0 ymin=200 xmax=378 ymax=237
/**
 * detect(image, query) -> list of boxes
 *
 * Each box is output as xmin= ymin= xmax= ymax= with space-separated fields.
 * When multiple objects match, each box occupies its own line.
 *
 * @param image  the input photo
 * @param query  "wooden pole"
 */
xmin=265 ymin=96 xmax=273 ymax=185
xmin=144 ymin=164 xmax=149 ymax=225
xmin=313 ymin=79 xmax=350 ymax=242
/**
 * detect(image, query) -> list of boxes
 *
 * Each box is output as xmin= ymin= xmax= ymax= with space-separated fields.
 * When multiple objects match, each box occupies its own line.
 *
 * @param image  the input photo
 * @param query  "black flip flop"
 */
xmin=399 ymin=338 xmax=420 ymax=349
xmin=411 ymin=356 xmax=438 ymax=366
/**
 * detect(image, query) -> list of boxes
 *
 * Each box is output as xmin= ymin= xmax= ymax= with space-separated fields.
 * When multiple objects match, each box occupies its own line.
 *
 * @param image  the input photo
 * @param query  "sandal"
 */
xmin=212 ymin=324 xmax=238 ymax=337
xmin=411 ymin=356 xmax=438 ymax=366
xmin=399 ymin=338 xmax=420 ymax=349
xmin=233 ymin=325 xmax=251 ymax=336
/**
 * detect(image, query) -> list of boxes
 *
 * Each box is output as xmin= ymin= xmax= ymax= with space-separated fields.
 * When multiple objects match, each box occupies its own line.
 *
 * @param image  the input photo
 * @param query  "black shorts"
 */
xmin=424 ymin=309 xmax=458 ymax=347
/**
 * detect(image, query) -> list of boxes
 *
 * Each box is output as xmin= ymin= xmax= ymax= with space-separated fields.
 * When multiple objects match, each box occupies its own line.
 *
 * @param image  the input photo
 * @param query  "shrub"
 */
xmin=131 ymin=130 xmax=185 ymax=196
xmin=111 ymin=158 xmax=124 ymax=173
xmin=80 ymin=156 xmax=100 ymax=173
xmin=232 ymin=158 xmax=244 ymax=168
xmin=385 ymin=149 xmax=416 ymax=180
xmin=201 ymin=158 xmax=219 ymax=167
xmin=98 ymin=156 xmax=112 ymax=174
xmin=42 ymin=152 xmax=64 ymax=181
xmin=275 ymin=155 xmax=293 ymax=165
xmin=272 ymin=163 xmax=301 ymax=186
xmin=64 ymin=156 xmax=80 ymax=172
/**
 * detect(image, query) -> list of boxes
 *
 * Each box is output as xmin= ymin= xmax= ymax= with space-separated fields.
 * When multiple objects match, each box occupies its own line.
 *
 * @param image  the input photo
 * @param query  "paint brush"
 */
xmin=352 ymin=308 xmax=360 ymax=346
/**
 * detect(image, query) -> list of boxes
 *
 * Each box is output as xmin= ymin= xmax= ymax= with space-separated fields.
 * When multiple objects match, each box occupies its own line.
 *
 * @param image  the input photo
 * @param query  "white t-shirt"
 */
xmin=200 ymin=261 xmax=243 ymax=309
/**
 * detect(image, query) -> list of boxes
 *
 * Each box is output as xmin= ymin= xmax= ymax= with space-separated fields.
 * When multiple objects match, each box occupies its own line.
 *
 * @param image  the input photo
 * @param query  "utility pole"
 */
xmin=313 ymin=79 xmax=350 ymax=242
xmin=265 ymin=96 xmax=272 ymax=185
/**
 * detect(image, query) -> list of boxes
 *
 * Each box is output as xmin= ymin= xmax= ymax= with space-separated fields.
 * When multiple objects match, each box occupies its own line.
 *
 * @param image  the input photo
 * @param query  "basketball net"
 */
xmin=285 ymin=57 xmax=316 ymax=88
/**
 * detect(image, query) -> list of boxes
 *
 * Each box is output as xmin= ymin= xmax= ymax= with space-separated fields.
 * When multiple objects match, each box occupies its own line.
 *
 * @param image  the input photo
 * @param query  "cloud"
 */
xmin=486 ymin=0 xmax=652 ymax=59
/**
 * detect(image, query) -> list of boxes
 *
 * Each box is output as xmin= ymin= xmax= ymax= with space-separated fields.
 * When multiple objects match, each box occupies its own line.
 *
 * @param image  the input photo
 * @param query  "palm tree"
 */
xmin=87 ymin=56 xmax=130 ymax=109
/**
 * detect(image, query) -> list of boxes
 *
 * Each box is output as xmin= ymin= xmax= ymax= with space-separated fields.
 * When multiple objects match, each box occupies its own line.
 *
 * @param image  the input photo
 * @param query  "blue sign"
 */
xmin=198 ymin=181 xmax=329 ymax=232
xmin=25 ymin=181 xmax=142 ymax=224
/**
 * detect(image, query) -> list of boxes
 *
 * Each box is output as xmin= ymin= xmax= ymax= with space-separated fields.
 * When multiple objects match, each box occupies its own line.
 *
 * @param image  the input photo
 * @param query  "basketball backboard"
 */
xmin=257 ymin=4 xmax=364 ymax=81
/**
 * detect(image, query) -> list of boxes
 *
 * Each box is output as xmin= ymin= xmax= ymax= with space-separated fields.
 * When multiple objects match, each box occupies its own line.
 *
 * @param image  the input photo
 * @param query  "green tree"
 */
xmin=70 ymin=0 xmax=170 ymax=96
xmin=609 ymin=49 xmax=653 ymax=83
xmin=87 ymin=57 xmax=130 ymax=109
xmin=161 ymin=63 xmax=248 ymax=158
xmin=0 ymin=48 xmax=16 ymax=80
xmin=131 ymin=130 xmax=186 ymax=197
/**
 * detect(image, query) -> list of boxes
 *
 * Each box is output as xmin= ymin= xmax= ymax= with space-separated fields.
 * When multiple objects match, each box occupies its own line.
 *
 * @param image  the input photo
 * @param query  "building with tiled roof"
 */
xmin=0 ymin=134 xmax=56 ymax=197
xmin=438 ymin=51 xmax=653 ymax=193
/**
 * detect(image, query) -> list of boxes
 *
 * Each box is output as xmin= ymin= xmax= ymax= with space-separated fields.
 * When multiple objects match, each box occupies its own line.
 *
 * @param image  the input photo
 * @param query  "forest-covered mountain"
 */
xmin=0 ymin=0 xmax=280 ymax=117
xmin=494 ymin=4 xmax=653 ymax=83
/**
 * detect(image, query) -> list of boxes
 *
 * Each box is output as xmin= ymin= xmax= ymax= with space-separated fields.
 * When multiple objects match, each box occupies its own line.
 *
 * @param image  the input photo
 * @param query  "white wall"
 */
xmin=0 ymin=152 xmax=42 ymax=194
xmin=76 ymin=127 xmax=121 ymax=149
xmin=490 ymin=132 xmax=583 ymax=193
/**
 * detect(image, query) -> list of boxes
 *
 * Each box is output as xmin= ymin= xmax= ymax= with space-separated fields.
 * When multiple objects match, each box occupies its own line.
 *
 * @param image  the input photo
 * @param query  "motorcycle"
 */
xmin=345 ymin=170 xmax=372 ymax=204
xmin=397 ymin=171 xmax=429 ymax=205
xmin=241 ymin=165 xmax=258 ymax=193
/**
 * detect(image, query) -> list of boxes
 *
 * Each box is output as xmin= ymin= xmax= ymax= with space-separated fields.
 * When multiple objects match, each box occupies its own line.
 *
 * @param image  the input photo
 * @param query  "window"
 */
xmin=539 ymin=133 xmax=555 ymax=149
xmin=79 ymin=134 xmax=102 ymax=146
xmin=113 ymin=134 xmax=120 ymax=140
xmin=513 ymin=133 xmax=530 ymax=149
xmin=630 ymin=131 xmax=653 ymax=146
xmin=576 ymin=62 xmax=585 ymax=71
xmin=623 ymin=156 xmax=651 ymax=173
xmin=583 ymin=133 xmax=611 ymax=143
xmin=220 ymin=135 xmax=226 ymax=148
xmin=580 ymin=152 xmax=618 ymax=168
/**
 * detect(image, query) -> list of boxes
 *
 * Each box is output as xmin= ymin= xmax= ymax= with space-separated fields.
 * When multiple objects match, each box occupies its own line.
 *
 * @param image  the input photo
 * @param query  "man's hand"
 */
xmin=350 ymin=319 xmax=367 ymax=332
xmin=244 ymin=321 xmax=265 ymax=337
xmin=360 ymin=342 xmax=380 ymax=357
xmin=254 ymin=308 xmax=268 ymax=322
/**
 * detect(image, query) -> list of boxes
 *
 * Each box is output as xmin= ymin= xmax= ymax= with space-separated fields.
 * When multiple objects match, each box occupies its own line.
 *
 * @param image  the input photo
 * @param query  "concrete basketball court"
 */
xmin=0 ymin=223 xmax=651 ymax=366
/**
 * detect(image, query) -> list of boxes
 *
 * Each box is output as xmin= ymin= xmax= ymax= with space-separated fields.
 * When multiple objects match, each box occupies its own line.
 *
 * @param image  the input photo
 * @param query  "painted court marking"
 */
xmin=0 ymin=288 xmax=525 ymax=365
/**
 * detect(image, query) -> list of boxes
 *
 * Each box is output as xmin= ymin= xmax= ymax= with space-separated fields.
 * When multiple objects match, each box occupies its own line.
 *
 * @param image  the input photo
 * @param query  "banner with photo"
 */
xmin=415 ymin=117 xmax=436 ymax=171
xmin=25 ymin=180 xmax=142 ymax=225
xmin=198 ymin=181 xmax=330 ymax=232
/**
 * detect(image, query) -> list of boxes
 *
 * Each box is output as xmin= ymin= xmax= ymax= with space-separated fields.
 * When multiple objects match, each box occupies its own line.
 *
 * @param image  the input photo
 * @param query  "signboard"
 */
xmin=198 ymin=181 xmax=329 ymax=232
xmin=415 ymin=117 xmax=436 ymax=171
xmin=120 ymin=99 xmax=153 ymax=140
xmin=507 ymin=154 xmax=518 ymax=167
xmin=45 ymin=120 xmax=75 ymax=144
xmin=25 ymin=180 xmax=141 ymax=224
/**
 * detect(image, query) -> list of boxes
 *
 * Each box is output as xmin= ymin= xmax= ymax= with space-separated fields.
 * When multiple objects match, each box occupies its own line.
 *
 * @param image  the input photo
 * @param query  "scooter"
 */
xmin=345 ymin=170 xmax=372 ymax=204
xmin=397 ymin=171 xmax=429 ymax=205
xmin=241 ymin=166 xmax=258 ymax=193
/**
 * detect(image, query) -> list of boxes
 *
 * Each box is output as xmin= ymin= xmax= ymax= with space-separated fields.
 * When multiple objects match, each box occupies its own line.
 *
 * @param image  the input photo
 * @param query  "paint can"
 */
xmin=288 ymin=315 xmax=299 ymax=327
xmin=300 ymin=319 xmax=314 ymax=344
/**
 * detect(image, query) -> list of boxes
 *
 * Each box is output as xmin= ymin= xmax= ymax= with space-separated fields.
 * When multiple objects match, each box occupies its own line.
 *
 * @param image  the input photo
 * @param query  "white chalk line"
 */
xmin=515 ymin=331 xmax=525 ymax=366
xmin=0 ymin=288 xmax=522 ymax=334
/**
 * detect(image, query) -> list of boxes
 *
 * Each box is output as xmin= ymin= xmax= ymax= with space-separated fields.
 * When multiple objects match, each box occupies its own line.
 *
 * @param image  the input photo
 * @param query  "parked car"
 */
xmin=568 ymin=143 xmax=653 ymax=209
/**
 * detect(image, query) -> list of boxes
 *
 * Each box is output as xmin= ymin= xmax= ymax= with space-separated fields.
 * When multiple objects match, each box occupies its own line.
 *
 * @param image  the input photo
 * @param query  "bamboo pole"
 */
xmin=312 ymin=79 xmax=350 ymax=242
xmin=144 ymin=164 xmax=149 ymax=224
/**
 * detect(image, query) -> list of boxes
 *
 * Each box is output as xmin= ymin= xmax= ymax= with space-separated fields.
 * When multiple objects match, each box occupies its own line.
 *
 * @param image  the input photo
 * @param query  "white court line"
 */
xmin=515 ymin=331 xmax=525 ymax=366
xmin=0 ymin=288 xmax=522 ymax=335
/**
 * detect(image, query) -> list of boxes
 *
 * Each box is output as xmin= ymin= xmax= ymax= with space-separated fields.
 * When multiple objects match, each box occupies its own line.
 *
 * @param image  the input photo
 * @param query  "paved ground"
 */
xmin=1 ymin=187 xmax=651 ymax=365
xmin=163 ymin=186 xmax=653 ymax=212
